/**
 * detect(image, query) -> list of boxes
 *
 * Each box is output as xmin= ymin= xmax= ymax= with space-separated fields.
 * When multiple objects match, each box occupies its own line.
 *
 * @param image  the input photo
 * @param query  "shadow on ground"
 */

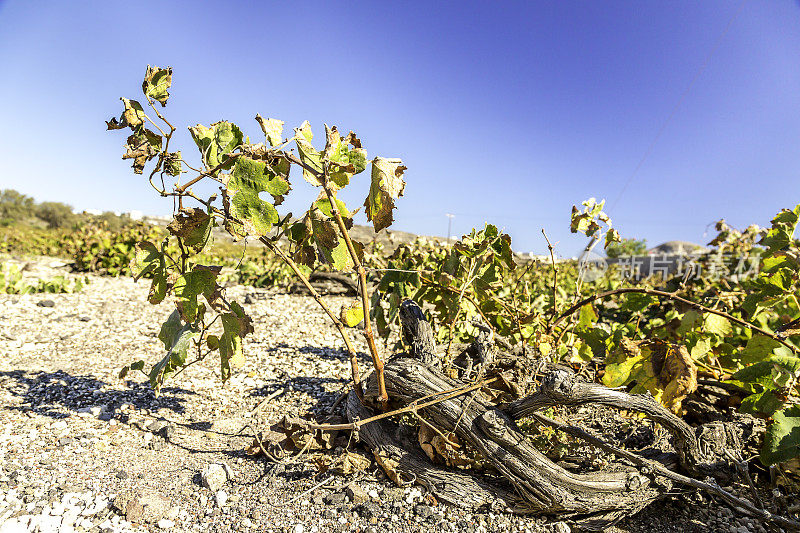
xmin=0 ymin=369 xmax=193 ymax=419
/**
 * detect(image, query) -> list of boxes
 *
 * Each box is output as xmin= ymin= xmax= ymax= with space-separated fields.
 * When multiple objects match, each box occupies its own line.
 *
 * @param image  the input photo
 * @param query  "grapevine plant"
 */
xmin=107 ymin=66 xmax=800 ymax=470
xmin=108 ymin=66 xmax=405 ymax=403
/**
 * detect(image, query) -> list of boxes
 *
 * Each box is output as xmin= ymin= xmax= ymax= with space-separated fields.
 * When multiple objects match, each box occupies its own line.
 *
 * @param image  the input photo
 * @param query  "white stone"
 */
xmin=158 ymin=518 xmax=175 ymax=529
xmin=201 ymin=463 xmax=228 ymax=492
xmin=293 ymin=525 xmax=305 ymax=533
xmin=215 ymin=490 xmax=227 ymax=508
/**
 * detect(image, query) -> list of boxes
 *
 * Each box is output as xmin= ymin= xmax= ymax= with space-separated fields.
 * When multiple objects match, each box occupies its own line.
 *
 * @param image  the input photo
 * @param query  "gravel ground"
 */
xmin=0 ymin=257 xmax=790 ymax=532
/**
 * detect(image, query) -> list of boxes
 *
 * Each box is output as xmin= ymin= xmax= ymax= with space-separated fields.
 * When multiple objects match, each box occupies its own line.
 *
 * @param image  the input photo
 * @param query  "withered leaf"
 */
xmin=167 ymin=208 xmax=213 ymax=253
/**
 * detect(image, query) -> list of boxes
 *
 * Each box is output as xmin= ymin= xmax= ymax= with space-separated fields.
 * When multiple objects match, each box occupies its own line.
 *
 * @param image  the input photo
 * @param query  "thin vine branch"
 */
xmin=259 ymin=236 xmax=365 ymax=401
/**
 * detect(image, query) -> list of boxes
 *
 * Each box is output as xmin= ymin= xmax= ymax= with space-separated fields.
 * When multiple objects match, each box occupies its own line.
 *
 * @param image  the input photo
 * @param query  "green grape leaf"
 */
xmin=323 ymin=125 xmax=368 ymax=189
xmin=219 ymin=314 xmax=243 ymax=382
xmin=760 ymin=405 xmax=800 ymax=465
xmin=740 ymin=390 xmax=784 ymax=417
xmin=188 ymin=121 xmax=243 ymax=169
xmin=676 ymin=310 xmax=702 ymax=335
xmin=687 ymin=335 xmax=712 ymax=360
xmin=620 ymin=292 xmax=656 ymax=313
xmin=167 ymin=207 xmax=213 ymax=253
xmin=294 ymin=121 xmax=323 ymax=186
xmin=151 ymin=313 xmax=199 ymax=391
xmin=158 ymin=310 xmax=183 ymax=350
xmin=577 ymin=304 xmax=597 ymax=329
xmin=703 ymin=314 xmax=732 ymax=337
xmin=173 ymin=265 xmax=222 ymax=322
xmin=106 ymin=97 xmax=146 ymax=131
xmin=340 ymin=302 xmax=364 ymax=327
xmin=759 ymin=205 xmax=800 ymax=254
xmin=226 ymin=156 xmax=286 ymax=236
xmin=732 ymin=355 xmax=800 ymax=389
xmin=132 ymin=241 xmax=162 ymax=280
xmin=762 ymin=254 xmax=794 ymax=274
xmin=217 ymin=301 xmax=253 ymax=382
xmin=164 ymin=151 xmax=182 ymax=177
xmin=604 ymin=228 xmax=621 ymax=249
xmin=206 ymin=334 xmax=220 ymax=350
xmin=323 ymin=237 xmax=363 ymax=272
xmin=132 ymin=241 xmax=167 ymax=304
xmin=123 ymin=128 xmax=162 ymax=174
xmin=364 ymin=157 xmax=407 ymax=232
xmin=740 ymin=335 xmax=783 ymax=364
xmin=603 ymin=347 xmax=643 ymax=388
xmin=142 ymin=65 xmax=172 ymax=106
xmin=255 ymin=114 xmax=284 ymax=147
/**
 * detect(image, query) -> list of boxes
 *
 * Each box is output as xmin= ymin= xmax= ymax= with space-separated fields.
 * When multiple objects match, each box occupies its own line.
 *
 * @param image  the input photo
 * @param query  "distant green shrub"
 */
xmin=0 ymin=263 xmax=87 ymax=294
xmin=37 ymin=201 xmax=78 ymax=229
xmin=0 ymin=189 xmax=36 ymax=224
xmin=67 ymin=221 xmax=164 ymax=276
xmin=605 ymin=237 xmax=648 ymax=258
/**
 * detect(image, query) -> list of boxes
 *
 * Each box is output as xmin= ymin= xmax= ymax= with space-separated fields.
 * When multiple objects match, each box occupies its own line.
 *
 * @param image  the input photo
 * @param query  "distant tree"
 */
xmin=36 ymin=201 xmax=77 ymax=229
xmin=96 ymin=211 xmax=130 ymax=232
xmin=605 ymin=237 xmax=647 ymax=258
xmin=0 ymin=189 xmax=36 ymax=224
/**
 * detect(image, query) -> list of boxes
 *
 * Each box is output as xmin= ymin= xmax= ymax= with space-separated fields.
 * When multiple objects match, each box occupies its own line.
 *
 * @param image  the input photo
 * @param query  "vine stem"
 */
xmin=541 ymin=229 xmax=559 ymax=323
xmin=260 ymin=237 xmax=364 ymax=401
xmin=549 ymin=287 xmax=800 ymax=355
xmin=281 ymin=151 xmax=388 ymax=406
xmin=175 ymin=153 xmax=243 ymax=194
xmin=318 ymin=165 xmax=388 ymax=407
xmin=297 ymin=377 xmax=498 ymax=432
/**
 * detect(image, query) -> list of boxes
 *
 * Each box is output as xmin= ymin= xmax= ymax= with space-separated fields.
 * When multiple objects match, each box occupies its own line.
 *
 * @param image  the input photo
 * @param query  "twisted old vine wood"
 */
xmin=344 ymin=300 xmax=792 ymax=530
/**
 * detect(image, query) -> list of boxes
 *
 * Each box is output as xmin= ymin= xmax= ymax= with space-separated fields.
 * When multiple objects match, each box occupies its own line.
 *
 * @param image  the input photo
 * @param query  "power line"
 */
xmin=608 ymin=0 xmax=748 ymax=213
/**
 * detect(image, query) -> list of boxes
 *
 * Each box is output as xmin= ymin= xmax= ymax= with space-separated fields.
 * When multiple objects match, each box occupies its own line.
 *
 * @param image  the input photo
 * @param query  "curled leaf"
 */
xmin=123 ymin=128 xmax=162 ymax=174
xmin=255 ymin=114 xmax=284 ymax=147
xmin=364 ymin=157 xmax=406 ymax=232
xmin=294 ymin=121 xmax=323 ymax=186
xmin=167 ymin=207 xmax=213 ymax=253
xmin=106 ymin=98 xmax=146 ymax=131
xmin=188 ymin=121 xmax=243 ymax=169
xmin=142 ymin=65 xmax=172 ymax=106
xmin=323 ymin=125 xmax=368 ymax=189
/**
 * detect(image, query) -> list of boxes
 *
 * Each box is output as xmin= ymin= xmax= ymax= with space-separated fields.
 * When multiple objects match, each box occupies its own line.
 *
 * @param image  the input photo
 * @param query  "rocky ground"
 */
xmin=0 ymin=257 xmax=789 ymax=532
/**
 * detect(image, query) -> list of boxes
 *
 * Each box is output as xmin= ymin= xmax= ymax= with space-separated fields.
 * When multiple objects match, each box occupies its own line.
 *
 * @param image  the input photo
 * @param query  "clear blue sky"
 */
xmin=0 ymin=1 xmax=798 ymax=255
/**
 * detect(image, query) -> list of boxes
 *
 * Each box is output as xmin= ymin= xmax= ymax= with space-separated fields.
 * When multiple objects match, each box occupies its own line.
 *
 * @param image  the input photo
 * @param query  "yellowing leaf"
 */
xmin=294 ymin=120 xmax=323 ymax=186
xmin=255 ymin=114 xmax=284 ymax=147
xmin=340 ymin=302 xmax=364 ymax=327
xmin=142 ymin=65 xmax=172 ymax=106
xmin=364 ymin=157 xmax=406 ymax=232
xmin=703 ymin=314 xmax=732 ymax=337
xmin=167 ymin=207 xmax=213 ymax=252
xmin=604 ymin=338 xmax=697 ymax=414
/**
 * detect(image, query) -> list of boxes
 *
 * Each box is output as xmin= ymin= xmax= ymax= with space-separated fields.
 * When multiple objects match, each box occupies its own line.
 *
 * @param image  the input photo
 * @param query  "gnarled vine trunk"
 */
xmin=345 ymin=300 xmax=748 ymax=530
